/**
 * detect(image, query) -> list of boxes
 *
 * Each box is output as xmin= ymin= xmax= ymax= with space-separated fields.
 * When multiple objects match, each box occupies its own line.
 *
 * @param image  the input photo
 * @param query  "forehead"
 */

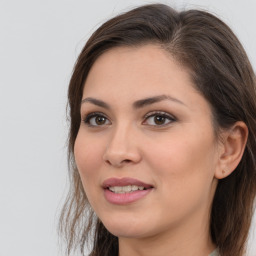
xmin=83 ymin=44 xmax=195 ymax=96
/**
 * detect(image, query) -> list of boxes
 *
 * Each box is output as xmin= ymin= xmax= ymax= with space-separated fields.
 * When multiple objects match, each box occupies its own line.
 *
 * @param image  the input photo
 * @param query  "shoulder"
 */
xmin=209 ymin=249 xmax=219 ymax=256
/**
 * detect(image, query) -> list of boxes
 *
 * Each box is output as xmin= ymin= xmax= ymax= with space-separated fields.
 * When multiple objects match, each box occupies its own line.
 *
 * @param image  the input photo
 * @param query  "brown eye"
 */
xmin=144 ymin=112 xmax=176 ymax=126
xmin=95 ymin=116 xmax=107 ymax=125
xmin=154 ymin=115 xmax=166 ymax=125
xmin=84 ymin=113 xmax=111 ymax=126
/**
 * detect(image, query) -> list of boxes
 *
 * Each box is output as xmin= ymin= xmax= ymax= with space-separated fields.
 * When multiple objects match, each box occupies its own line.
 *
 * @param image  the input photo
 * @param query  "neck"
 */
xmin=118 ymin=208 xmax=215 ymax=256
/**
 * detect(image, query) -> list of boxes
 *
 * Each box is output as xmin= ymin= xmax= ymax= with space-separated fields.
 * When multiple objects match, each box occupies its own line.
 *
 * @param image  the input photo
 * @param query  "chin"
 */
xmin=101 ymin=216 xmax=150 ymax=238
xmin=107 ymin=226 xmax=148 ymax=239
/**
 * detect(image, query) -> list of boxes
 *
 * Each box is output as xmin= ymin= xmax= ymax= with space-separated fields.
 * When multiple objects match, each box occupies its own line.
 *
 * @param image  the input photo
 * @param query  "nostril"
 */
xmin=105 ymin=160 xmax=111 ymax=165
xmin=104 ymin=158 xmax=132 ymax=167
xmin=122 ymin=159 xmax=131 ymax=163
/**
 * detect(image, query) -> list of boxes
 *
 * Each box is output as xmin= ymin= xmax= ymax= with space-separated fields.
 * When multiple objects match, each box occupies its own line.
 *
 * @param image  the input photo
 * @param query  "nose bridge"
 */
xmin=108 ymin=121 xmax=135 ymax=154
xmin=103 ymin=120 xmax=141 ymax=166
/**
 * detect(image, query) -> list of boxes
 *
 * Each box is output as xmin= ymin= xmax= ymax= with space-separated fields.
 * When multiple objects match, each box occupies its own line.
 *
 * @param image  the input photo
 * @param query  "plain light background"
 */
xmin=0 ymin=0 xmax=255 ymax=255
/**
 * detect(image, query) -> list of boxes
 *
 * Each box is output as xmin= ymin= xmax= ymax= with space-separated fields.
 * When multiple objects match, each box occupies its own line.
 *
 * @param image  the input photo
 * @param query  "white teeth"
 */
xmin=131 ymin=185 xmax=138 ymax=191
xmin=109 ymin=185 xmax=145 ymax=193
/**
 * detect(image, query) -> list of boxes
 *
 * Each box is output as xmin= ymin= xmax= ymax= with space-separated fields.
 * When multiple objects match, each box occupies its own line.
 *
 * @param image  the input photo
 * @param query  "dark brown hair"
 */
xmin=59 ymin=4 xmax=256 ymax=256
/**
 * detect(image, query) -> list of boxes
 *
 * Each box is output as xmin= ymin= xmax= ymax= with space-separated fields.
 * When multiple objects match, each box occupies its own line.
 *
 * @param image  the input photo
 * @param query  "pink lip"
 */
xmin=102 ymin=177 xmax=153 ymax=188
xmin=102 ymin=177 xmax=153 ymax=205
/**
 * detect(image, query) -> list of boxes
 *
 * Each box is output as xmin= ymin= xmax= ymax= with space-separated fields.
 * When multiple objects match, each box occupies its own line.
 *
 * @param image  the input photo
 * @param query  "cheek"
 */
xmin=147 ymin=133 xmax=216 ymax=173
xmin=74 ymin=130 xmax=104 ymax=189
xmin=145 ymin=129 xmax=217 ymax=198
xmin=144 ymin=137 xmax=217 ymax=225
xmin=73 ymin=130 xmax=108 ymax=214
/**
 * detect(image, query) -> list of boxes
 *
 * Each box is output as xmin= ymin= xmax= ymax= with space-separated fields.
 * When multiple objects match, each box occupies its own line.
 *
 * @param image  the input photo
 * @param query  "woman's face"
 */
xmin=74 ymin=45 xmax=220 ymax=239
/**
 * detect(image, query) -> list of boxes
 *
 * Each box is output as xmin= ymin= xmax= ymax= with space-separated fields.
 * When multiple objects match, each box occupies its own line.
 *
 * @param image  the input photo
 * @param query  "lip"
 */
xmin=102 ymin=177 xmax=154 ymax=205
xmin=102 ymin=177 xmax=153 ymax=188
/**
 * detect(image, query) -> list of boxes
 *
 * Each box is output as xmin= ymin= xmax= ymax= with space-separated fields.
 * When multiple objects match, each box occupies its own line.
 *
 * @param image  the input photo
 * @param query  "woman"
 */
xmin=59 ymin=4 xmax=256 ymax=256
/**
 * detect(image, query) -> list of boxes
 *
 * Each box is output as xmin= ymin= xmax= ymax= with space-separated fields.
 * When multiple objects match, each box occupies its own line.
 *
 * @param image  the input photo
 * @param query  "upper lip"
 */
xmin=102 ymin=177 xmax=153 ymax=189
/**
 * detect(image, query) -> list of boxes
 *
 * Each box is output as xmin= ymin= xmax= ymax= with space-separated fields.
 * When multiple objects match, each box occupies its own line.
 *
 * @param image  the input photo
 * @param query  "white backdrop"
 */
xmin=0 ymin=0 xmax=255 ymax=256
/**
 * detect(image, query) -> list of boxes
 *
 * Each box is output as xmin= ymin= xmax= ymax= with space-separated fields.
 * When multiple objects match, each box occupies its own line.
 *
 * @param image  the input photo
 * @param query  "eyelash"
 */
xmin=143 ymin=111 xmax=176 ymax=126
xmin=83 ymin=112 xmax=110 ymax=127
xmin=82 ymin=111 xmax=176 ymax=127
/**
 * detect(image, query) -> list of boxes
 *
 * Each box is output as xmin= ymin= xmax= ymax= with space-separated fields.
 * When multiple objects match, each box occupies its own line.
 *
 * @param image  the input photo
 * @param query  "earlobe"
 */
xmin=215 ymin=121 xmax=248 ymax=179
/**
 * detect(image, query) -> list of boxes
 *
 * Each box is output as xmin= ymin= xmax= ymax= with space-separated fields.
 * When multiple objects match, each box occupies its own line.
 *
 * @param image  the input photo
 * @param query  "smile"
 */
xmin=102 ymin=177 xmax=154 ymax=204
xmin=108 ymin=185 xmax=145 ymax=193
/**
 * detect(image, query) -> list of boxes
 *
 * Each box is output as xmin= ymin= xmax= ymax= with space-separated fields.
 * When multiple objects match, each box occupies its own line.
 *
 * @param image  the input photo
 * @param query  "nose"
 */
xmin=102 ymin=124 xmax=142 ymax=168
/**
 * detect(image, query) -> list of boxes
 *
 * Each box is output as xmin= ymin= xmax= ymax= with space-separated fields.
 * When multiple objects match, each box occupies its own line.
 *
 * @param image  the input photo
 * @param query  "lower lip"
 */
xmin=104 ymin=188 xmax=153 ymax=205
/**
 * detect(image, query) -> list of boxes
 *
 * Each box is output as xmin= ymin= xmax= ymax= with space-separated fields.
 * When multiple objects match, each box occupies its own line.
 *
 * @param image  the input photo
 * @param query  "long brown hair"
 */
xmin=59 ymin=4 xmax=256 ymax=256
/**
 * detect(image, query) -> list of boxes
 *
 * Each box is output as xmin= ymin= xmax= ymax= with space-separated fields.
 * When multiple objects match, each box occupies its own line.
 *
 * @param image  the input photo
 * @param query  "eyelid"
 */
xmin=82 ymin=111 xmax=111 ymax=126
xmin=143 ymin=111 xmax=176 ymax=126
xmin=144 ymin=110 xmax=175 ymax=119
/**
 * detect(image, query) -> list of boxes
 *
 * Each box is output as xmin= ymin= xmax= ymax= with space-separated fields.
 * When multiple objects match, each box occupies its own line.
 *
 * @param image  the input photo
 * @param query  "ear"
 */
xmin=215 ymin=121 xmax=248 ymax=179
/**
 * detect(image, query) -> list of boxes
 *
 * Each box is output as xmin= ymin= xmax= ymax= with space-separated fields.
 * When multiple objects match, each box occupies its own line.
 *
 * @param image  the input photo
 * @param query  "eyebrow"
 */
xmin=81 ymin=94 xmax=186 ymax=109
xmin=81 ymin=97 xmax=110 ymax=109
xmin=133 ymin=95 xmax=186 ymax=108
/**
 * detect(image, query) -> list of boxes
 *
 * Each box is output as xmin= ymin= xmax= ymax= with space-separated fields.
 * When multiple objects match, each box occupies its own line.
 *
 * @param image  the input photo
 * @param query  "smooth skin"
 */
xmin=74 ymin=45 xmax=248 ymax=256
